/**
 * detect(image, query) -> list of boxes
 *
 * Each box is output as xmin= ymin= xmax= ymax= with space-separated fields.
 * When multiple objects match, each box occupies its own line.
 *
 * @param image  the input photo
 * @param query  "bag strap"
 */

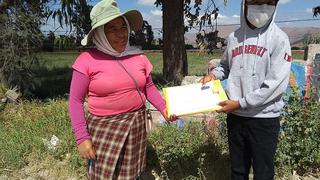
xmin=116 ymin=60 xmax=145 ymax=106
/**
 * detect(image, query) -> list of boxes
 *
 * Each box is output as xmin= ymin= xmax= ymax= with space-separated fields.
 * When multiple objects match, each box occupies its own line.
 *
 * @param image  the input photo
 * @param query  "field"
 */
xmin=32 ymin=51 xmax=221 ymax=99
xmin=34 ymin=50 xmax=304 ymax=99
xmin=39 ymin=50 xmax=305 ymax=73
xmin=1 ymin=50 xmax=318 ymax=180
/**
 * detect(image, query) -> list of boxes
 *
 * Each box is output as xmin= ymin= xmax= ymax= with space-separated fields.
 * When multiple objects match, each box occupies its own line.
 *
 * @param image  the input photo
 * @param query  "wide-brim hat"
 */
xmin=81 ymin=0 xmax=143 ymax=46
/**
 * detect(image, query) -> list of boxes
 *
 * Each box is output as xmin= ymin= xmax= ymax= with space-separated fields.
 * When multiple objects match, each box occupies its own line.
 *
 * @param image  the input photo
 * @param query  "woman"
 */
xmin=68 ymin=0 xmax=175 ymax=179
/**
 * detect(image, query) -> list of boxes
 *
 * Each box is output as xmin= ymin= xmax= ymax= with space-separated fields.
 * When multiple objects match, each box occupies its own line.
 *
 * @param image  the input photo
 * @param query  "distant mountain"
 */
xmin=185 ymin=26 xmax=320 ymax=48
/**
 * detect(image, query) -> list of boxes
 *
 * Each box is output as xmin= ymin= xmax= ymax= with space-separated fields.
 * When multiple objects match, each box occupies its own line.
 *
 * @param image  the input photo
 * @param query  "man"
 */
xmin=201 ymin=0 xmax=292 ymax=179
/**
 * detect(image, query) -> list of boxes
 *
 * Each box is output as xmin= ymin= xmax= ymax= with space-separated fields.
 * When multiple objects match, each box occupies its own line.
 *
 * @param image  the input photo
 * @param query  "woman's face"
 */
xmin=104 ymin=17 xmax=128 ymax=53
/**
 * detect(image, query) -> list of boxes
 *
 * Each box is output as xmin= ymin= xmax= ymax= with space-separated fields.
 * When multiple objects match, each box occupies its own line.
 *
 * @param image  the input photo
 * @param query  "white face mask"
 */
xmin=247 ymin=4 xmax=275 ymax=28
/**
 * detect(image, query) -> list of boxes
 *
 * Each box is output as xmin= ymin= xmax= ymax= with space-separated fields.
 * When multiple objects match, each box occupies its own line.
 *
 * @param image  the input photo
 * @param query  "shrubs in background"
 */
xmin=147 ymin=121 xmax=230 ymax=179
xmin=276 ymin=89 xmax=320 ymax=175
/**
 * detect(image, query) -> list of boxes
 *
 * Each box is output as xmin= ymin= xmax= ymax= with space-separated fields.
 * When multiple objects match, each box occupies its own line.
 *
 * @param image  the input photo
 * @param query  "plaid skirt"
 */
xmin=86 ymin=107 xmax=147 ymax=180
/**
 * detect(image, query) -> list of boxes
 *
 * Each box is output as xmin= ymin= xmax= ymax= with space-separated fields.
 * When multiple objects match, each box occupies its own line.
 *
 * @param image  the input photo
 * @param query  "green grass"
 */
xmin=32 ymin=50 xmax=304 ymax=99
xmin=0 ymin=99 xmax=83 ymax=171
xmin=38 ymin=51 xmax=221 ymax=75
xmin=292 ymin=50 xmax=304 ymax=60
xmin=146 ymin=51 xmax=222 ymax=75
xmin=37 ymin=50 xmax=304 ymax=74
xmin=38 ymin=51 xmax=78 ymax=69
xmin=32 ymin=51 xmax=222 ymax=99
xmin=0 ymin=98 xmax=229 ymax=179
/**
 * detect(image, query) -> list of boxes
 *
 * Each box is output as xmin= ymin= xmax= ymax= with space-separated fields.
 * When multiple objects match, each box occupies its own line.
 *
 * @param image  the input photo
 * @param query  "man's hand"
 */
xmin=199 ymin=73 xmax=216 ymax=85
xmin=162 ymin=108 xmax=177 ymax=122
xmin=217 ymin=100 xmax=240 ymax=113
xmin=77 ymin=139 xmax=96 ymax=159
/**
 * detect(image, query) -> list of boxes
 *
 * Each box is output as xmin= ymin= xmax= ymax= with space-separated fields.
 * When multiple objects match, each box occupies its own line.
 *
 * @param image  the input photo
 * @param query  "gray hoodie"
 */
xmin=211 ymin=0 xmax=292 ymax=118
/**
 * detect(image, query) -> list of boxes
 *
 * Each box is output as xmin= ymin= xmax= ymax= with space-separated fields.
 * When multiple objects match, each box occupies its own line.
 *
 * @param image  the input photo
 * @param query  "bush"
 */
xmin=276 ymin=88 xmax=320 ymax=175
xmin=147 ymin=121 xmax=230 ymax=179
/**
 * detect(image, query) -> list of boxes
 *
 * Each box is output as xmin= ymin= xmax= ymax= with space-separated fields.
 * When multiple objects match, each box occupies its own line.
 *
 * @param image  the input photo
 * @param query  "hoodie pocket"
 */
xmin=262 ymin=101 xmax=285 ymax=113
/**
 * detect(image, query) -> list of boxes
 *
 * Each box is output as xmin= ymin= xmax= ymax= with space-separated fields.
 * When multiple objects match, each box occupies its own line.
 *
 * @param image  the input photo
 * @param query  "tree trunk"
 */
xmin=162 ymin=0 xmax=188 ymax=85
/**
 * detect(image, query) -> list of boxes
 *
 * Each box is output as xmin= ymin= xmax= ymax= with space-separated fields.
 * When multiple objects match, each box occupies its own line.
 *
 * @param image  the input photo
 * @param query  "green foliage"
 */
xmin=2 ymin=84 xmax=320 ymax=178
xmin=70 ymin=1 xmax=92 ymax=45
xmin=155 ymin=0 xmax=222 ymax=32
xmin=149 ymin=123 xmax=206 ymax=165
xmin=0 ymin=1 xmax=46 ymax=96
xmin=0 ymin=83 xmax=7 ymax=97
xmin=130 ymin=20 xmax=155 ymax=50
xmin=276 ymin=88 xmax=320 ymax=174
xmin=54 ymin=35 xmax=77 ymax=50
xmin=196 ymin=31 xmax=226 ymax=54
xmin=0 ymin=99 xmax=82 ymax=171
xmin=313 ymin=6 xmax=320 ymax=18
xmin=42 ymin=31 xmax=56 ymax=52
xmin=147 ymin=121 xmax=230 ymax=179
xmin=303 ymin=34 xmax=320 ymax=46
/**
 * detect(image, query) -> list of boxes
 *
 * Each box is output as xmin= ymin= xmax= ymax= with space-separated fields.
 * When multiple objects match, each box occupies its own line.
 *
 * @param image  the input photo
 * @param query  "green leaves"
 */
xmin=276 ymin=92 xmax=320 ymax=174
xmin=147 ymin=121 xmax=230 ymax=179
xmin=0 ymin=2 xmax=43 ymax=96
xmin=313 ymin=6 xmax=320 ymax=18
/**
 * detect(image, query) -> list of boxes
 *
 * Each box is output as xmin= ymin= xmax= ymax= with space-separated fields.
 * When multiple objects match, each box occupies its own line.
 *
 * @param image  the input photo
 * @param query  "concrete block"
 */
xmin=306 ymin=44 xmax=320 ymax=64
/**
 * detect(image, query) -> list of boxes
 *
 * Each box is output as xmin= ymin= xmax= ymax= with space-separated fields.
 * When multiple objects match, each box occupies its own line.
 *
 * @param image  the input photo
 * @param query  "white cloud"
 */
xmin=141 ymin=11 xmax=162 ymax=35
xmin=137 ymin=0 xmax=156 ymax=6
xmin=216 ymin=13 xmax=240 ymax=25
xmin=279 ymin=0 xmax=292 ymax=5
xmin=150 ymin=9 xmax=162 ymax=16
xmin=232 ymin=14 xmax=240 ymax=18
xmin=306 ymin=8 xmax=313 ymax=14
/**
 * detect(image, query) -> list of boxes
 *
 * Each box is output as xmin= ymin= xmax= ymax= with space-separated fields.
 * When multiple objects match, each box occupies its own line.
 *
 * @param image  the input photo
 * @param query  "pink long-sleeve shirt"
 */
xmin=68 ymin=49 xmax=166 ymax=145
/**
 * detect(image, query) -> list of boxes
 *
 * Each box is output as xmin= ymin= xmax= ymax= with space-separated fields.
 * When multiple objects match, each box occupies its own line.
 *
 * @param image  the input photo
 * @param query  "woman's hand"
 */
xmin=217 ymin=100 xmax=240 ymax=113
xmin=77 ymin=139 xmax=96 ymax=159
xmin=199 ymin=73 xmax=216 ymax=85
xmin=162 ymin=108 xmax=177 ymax=122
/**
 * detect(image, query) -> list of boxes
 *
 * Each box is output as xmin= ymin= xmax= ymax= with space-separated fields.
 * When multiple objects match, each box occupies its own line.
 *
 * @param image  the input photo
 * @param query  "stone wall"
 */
xmin=305 ymin=44 xmax=320 ymax=63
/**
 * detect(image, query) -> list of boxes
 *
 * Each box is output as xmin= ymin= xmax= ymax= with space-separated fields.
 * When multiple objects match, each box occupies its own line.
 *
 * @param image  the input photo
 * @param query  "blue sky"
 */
xmin=104 ymin=0 xmax=320 ymax=29
xmin=43 ymin=0 xmax=320 ymax=34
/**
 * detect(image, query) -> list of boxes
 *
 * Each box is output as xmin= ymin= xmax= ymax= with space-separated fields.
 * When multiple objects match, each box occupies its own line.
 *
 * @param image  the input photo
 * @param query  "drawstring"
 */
xmin=240 ymin=26 xmax=247 ymax=69
xmin=252 ymin=29 xmax=261 ymax=76
xmin=266 ymin=29 xmax=271 ymax=73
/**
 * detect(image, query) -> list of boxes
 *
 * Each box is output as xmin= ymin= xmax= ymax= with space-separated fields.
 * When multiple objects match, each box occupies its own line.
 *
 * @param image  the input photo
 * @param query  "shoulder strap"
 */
xmin=116 ymin=60 xmax=145 ymax=106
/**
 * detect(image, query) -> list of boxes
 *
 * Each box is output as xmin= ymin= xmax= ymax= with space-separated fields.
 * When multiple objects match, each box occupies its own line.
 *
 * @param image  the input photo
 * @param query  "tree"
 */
xmin=157 ymin=0 xmax=187 ymax=85
xmin=130 ymin=20 xmax=154 ymax=49
xmin=313 ymin=6 xmax=320 ymax=17
xmin=0 ymin=0 xmax=48 ymax=96
xmin=70 ymin=0 xmax=92 ymax=45
xmin=42 ymin=31 xmax=56 ymax=52
xmin=54 ymin=35 xmax=77 ymax=50
xmin=155 ymin=0 xmax=227 ymax=85
xmin=58 ymin=0 xmax=227 ymax=85
xmin=0 ymin=0 xmax=94 ymax=96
